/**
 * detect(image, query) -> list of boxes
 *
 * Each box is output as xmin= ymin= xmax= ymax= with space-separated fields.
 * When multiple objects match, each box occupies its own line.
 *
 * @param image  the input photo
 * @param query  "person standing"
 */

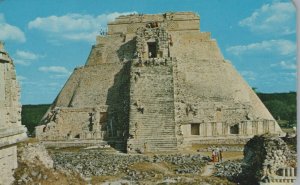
xmin=215 ymin=148 xmax=219 ymax=162
xmin=212 ymin=150 xmax=216 ymax=164
xmin=219 ymin=149 xmax=223 ymax=162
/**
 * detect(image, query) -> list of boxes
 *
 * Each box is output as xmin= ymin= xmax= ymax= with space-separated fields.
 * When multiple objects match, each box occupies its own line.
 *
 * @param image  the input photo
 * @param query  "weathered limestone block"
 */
xmin=19 ymin=143 xmax=53 ymax=168
xmin=0 ymin=42 xmax=27 ymax=185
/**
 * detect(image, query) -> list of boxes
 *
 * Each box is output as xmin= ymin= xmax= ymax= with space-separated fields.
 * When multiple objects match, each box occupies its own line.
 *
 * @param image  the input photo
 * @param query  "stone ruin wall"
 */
xmin=0 ymin=42 xmax=27 ymax=185
xmin=107 ymin=12 xmax=200 ymax=35
xmin=173 ymin=56 xmax=281 ymax=145
xmin=37 ymin=63 xmax=131 ymax=141
xmin=37 ymin=31 xmax=133 ymax=142
xmin=36 ymin=12 xmax=283 ymax=151
xmin=242 ymin=135 xmax=297 ymax=185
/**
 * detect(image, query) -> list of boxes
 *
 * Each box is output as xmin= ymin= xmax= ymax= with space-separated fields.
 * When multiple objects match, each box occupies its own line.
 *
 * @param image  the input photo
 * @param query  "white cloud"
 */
xmin=16 ymin=50 xmax=40 ymax=60
xmin=28 ymin=12 xmax=137 ymax=42
xmin=227 ymin=39 xmax=295 ymax=56
xmin=271 ymin=60 xmax=297 ymax=70
xmin=14 ymin=59 xmax=31 ymax=66
xmin=239 ymin=1 xmax=295 ymax=35
xmin=0 ymin=14 xmax=26 ymax=42
xmin=13 ymin=50 xmax=42 ymax=66
xmin=62 ymin=31 xmax=98 ymax=42
xmin=38 ymin=66 xmax=71 ymax=74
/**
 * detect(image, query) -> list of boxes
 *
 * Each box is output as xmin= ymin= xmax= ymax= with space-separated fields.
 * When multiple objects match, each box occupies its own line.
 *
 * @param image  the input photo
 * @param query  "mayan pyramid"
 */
xmin=36 ymin=12 xmax=283 ymax=152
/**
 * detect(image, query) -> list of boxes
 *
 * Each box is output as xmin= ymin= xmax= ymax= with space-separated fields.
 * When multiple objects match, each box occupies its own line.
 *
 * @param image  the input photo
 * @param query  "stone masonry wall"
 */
xmin=0 ymin=42 xmax=27 ymax=185
xmin=38 ymin=34 xmax=133 ymax=144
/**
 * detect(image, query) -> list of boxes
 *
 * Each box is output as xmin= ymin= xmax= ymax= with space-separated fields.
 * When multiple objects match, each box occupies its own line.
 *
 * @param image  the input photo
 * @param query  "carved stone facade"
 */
xmin=0 ymin=42 xmax=27 ymax=184
xmin=36 ymin=12 xmax=283 ymax=152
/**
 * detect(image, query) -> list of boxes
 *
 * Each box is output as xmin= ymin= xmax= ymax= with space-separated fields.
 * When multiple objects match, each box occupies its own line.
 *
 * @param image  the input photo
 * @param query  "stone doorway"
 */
xmin=147 ymin=42 xmax=157 ymax=58
xmin=191 ymin=123 xmax=200 ymax=135
xmin=230 ymin=124 xmax=239 ymax=134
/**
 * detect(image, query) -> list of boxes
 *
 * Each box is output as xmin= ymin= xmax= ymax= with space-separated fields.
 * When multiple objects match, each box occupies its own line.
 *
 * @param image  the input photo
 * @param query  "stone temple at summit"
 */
xmin=36 ymin=12 xmax=283 ymax=152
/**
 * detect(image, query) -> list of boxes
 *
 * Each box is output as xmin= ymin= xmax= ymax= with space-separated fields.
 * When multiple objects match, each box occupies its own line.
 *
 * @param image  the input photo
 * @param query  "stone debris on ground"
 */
xmin=51 ymin=150 xmax=209 ymax=178
xmin=213 ymin=160 xmax=243 ymax=181
xmin=13 ymin=143 xmax=86 ymax=185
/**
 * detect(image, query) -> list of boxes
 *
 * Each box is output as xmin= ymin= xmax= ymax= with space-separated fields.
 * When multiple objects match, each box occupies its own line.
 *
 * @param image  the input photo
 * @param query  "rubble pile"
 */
xmin=51 ymin=150 xmax=209 ymax=178
xmin=13 ymin=143 xmax=85 ymax=185
xmin=214 ymin=160 xmax=243 ymax=181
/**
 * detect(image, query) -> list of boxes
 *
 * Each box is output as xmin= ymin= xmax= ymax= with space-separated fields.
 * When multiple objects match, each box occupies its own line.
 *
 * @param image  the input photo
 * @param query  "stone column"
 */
xmin=290 ymin=168 xmax=294 ymax=177
xmin=206 ymin=123 xmax=212 ymax=137
xmin=286 ymin=168 xmax=290 ymax=176
xmin=216 ymin=122 xmax=222 ymax=135
xmin=246 ymin=121 xmax=253 ymax=135
xmin=203 ymin=123 xmax=207 ymax=137
xmin=257 ymin=121 xmax=264 ymax=134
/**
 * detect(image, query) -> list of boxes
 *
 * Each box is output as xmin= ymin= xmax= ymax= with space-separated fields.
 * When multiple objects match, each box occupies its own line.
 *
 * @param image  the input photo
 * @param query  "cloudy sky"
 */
xmin=0 ymin=0 xmax=297 ymax=104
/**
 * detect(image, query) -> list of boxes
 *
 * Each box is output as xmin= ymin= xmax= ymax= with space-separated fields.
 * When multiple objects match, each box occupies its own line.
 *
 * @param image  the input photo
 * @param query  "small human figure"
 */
xmin=149 ymin=51 xmax=152 ymax=58
xmin=219 ymin=149 xmax=223 ymax=162
xmin=215 ymin=148 xmax=220 ymax=162
xmin=212 ymin=150 xmax=216 ymax=164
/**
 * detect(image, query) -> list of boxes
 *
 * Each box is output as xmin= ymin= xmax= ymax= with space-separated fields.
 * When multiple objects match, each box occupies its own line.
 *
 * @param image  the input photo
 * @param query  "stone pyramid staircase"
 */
xmin=128 ymin=58 xmax=177 ymax=152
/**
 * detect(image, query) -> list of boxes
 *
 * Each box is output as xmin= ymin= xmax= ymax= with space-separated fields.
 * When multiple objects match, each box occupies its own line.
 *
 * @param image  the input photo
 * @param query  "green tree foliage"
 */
xmin=21 ymin=104 xmax=50 ymax=135
xmin=257 ymin=92 xmax=296 ymax=128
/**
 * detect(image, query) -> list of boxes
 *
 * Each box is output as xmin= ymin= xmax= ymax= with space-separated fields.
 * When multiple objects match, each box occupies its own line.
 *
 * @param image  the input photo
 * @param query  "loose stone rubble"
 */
xmin=13 ymin=143 xmax=86 ymax=185
xmin=36 ymin=12 xmax=283 ymax=153
xmin=0 ymin=41 xmax=27 ymax=185
xmin=214 ymin=160 xmax=243 ymax=182
xmin=51 ymin=150 xmax=209 ymax=178
xmin=49 ymin=148 xmax=235 ymax=184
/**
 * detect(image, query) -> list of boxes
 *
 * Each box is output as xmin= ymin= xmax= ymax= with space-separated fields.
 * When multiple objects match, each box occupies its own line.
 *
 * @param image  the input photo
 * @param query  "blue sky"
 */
xmin=0 ymin=0 xmax=297 ymax=104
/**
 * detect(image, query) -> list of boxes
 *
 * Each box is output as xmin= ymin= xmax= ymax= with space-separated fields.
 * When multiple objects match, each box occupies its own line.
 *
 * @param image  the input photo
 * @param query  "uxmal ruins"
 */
xmin=36 ymin=12 xmax=283 ymax=153
xmin=0 ymin=42 xmax=27 ymax=184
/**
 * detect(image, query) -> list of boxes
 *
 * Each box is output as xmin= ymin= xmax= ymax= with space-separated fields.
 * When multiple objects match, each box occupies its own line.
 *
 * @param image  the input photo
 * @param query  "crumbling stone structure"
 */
xmin=36 ymin=12 xmax=282 ymax=152
xmin=0 ymin=42 xmax=27 ymax=184
xmin=241 ymin=135 xmax=296 ymax=185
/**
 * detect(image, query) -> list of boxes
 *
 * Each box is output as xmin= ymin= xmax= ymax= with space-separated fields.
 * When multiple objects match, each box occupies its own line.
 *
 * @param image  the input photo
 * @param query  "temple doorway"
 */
xmin=147 ymin=42 xmax=157 ymax=58
xmin=191 ymin=123 xmax=200 ymax=135
xmin=230 ymin=124 xmax=239 ymax=134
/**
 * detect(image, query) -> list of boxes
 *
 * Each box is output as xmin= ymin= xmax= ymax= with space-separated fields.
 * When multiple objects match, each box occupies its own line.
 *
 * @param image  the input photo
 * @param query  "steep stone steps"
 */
xmin=127 ymin=58 xmax=177 ymax=152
